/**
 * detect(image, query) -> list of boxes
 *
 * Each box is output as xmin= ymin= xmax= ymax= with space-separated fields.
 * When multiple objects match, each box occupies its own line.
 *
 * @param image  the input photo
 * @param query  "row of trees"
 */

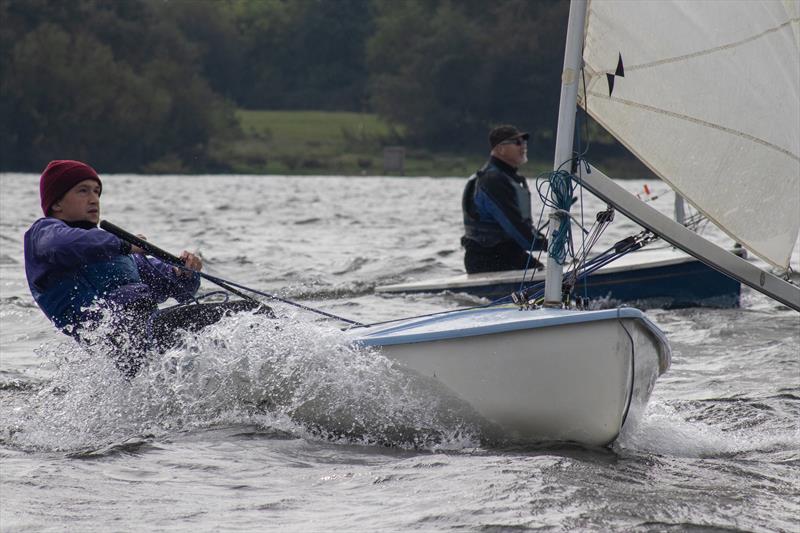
xmin=368 ymin=0 xmax=568 ymax=152
xmin=0 ymin=0 xmax=569 ymax=172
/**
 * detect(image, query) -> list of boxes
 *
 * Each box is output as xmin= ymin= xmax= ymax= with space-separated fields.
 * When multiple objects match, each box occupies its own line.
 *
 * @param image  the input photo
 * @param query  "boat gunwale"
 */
xmin=352 ymin=306 xmax=647 ymax=346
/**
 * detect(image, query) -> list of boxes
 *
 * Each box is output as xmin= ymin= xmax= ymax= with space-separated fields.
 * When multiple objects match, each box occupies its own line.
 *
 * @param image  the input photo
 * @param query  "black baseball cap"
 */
xmin=489 ymin=125 xmax=530 ymax=149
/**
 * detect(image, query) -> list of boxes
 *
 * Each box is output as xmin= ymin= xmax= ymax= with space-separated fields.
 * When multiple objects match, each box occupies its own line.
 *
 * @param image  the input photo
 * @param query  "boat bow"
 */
xmin=349 ymin=306 xmax=670 ymax=446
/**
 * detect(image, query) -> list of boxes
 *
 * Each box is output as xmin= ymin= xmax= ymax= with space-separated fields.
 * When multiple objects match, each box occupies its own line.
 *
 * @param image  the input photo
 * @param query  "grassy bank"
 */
xmin=212 ymin=109 xmax=651 ymax=179
xmin=211 ymin=110 xmax=540 ymax=177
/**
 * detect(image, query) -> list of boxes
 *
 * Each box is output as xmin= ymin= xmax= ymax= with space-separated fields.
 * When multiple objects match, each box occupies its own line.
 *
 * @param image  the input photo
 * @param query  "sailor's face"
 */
xmin=51 ymin=179 xmax=102 ymax=224
xmin=497 ymin=137 xmax=528 ymax=167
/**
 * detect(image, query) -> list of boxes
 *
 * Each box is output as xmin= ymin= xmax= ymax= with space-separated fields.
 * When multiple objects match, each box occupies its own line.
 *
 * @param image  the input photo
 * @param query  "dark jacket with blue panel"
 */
xmin=462 ymin=157 xmax=545 ymax=273
xmin=24 ymin=218 xmax=200 ymax=333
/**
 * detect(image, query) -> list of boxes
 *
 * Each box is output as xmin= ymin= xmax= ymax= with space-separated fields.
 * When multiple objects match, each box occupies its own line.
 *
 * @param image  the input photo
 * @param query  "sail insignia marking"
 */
xmin=606 ymin=53 xmax=625 ymax=96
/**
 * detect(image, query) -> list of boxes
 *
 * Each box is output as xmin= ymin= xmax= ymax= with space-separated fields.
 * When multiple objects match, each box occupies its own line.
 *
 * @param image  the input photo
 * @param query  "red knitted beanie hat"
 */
xmin=39 ymin=160 xmax=102 ymax=216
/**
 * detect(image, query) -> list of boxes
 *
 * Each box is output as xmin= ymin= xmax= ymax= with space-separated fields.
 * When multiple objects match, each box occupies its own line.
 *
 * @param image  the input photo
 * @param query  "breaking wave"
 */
xmin=2 ymin=310 xmax=484 ymax=453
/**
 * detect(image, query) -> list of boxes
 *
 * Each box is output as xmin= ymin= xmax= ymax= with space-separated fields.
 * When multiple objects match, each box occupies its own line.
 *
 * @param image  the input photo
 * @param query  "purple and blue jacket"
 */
xmin=24 ymin=218 xmax=200 ymax=332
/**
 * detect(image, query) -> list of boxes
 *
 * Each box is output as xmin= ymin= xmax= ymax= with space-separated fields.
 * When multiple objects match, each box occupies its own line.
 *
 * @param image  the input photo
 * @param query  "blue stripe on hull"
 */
xmin=464 ymin=261 xmax=740 ymax=309
xmin=573 ymin=260 xmax=741 ymax=308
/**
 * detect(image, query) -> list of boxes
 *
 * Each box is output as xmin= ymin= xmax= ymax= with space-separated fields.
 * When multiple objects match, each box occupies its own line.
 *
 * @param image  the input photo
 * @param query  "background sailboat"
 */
xmin=375 ymin=245 xmax=743 ymax=309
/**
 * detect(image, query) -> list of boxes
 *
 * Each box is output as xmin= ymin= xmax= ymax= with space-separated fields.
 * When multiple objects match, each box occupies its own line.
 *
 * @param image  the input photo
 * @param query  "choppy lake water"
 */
xmin=1 ymin=173 xmax=798 ymax=532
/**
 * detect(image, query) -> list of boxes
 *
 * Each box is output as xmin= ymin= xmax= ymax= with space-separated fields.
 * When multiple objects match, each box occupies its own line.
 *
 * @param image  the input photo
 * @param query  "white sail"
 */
xmin=581 ymin=0 xmax=800 ymax=269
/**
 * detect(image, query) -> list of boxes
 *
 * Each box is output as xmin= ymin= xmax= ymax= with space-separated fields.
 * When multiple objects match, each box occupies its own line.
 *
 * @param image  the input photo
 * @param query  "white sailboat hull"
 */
xmin=350 ymin=307 xmax=670 ymax=446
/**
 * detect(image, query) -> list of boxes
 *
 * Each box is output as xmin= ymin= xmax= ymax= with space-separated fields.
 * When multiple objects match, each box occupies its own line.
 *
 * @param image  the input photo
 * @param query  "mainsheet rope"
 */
xmin=172 ymin=266 xmax=367 ymax=327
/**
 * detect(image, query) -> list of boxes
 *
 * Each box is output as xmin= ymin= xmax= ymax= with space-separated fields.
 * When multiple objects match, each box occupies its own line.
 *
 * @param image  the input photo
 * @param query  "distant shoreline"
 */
xmin=3 ymin=109 xmax=655 ymax=179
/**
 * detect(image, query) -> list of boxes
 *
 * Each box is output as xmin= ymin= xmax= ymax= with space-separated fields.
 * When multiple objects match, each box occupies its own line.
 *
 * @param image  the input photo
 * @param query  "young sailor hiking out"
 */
xmin=24 ymin=160 xmax=266 ymax=377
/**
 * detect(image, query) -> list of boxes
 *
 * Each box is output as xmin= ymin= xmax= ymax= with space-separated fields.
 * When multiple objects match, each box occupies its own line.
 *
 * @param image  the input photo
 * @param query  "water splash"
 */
xmin=616 ymin=401 xmax=800 ymax=458
xmin=4 ymin=311 xmax=484 ymax=453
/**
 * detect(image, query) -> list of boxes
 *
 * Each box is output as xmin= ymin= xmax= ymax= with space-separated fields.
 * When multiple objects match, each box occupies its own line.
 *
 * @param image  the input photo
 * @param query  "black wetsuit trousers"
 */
xmin=112 ymin=300 xmax=272 ymax=377
xmin=463 ymin=239 xmax=543 ymax=274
